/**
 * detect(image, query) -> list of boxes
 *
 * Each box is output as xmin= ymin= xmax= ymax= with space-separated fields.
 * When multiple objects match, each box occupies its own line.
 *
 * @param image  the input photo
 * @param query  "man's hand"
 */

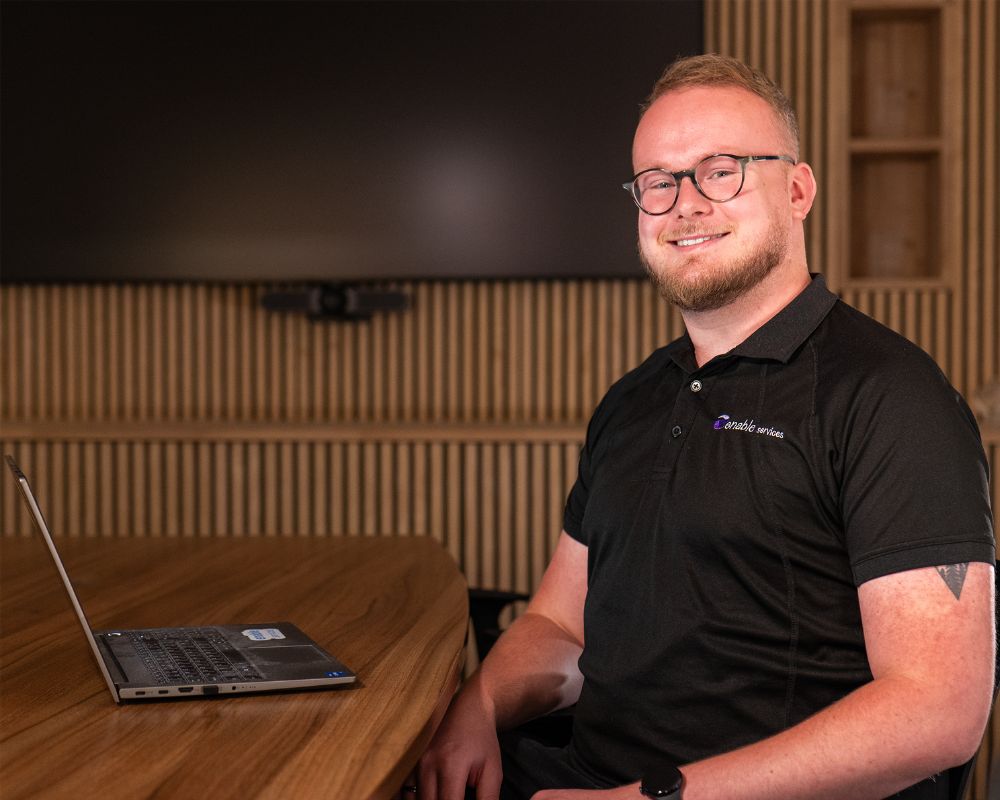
xmin=531 ymin=785 xmax=642 ymax=800
xmin=416 ymin=686 xmax=504 ymax=800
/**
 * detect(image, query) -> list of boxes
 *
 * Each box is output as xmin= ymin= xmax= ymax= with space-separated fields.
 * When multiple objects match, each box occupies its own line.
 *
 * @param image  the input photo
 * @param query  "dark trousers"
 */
xmin=460 ymin=729 xmax=601 ymax=800
xmin=497 ymin=730 xmax=604 ymax=800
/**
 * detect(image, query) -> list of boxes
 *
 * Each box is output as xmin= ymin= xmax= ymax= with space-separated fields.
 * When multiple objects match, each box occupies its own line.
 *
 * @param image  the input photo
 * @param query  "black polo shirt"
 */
xmin=562 ymin=274 xmax=995 ymax=783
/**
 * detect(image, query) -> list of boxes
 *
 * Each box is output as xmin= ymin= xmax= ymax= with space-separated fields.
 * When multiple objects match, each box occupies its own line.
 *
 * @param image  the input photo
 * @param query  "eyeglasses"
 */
xmin=622 ymin=154 xmax=796 ymax=216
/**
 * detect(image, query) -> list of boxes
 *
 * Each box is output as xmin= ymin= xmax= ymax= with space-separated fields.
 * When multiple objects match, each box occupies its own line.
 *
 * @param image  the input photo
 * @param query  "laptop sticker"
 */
xmin=241 ymin=628 xmax=286 ymax=641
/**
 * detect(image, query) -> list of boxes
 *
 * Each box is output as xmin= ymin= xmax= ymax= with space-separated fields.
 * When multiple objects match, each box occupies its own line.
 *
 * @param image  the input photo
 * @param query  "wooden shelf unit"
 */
xmin=835 ymin=0 xmax=961 ymax=285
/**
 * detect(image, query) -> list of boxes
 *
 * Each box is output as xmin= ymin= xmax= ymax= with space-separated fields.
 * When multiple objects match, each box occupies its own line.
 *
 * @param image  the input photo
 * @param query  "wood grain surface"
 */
xmin=0 ymin=535 xmax=468 ymax=799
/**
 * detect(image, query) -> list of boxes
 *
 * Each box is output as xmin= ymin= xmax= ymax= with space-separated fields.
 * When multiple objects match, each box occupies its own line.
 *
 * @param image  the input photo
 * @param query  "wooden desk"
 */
xmin=0 ymin=535 xmax=468 ymax=799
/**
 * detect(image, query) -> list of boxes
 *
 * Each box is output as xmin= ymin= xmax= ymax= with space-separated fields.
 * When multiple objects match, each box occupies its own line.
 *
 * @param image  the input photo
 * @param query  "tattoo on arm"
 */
xmin=935 ymin=563 xmax=970 ymax=600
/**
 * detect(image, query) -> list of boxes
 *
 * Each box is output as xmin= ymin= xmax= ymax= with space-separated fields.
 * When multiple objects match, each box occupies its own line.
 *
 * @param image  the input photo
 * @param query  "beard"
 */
xmin=639 ymin=222 xmax=788 ymax=313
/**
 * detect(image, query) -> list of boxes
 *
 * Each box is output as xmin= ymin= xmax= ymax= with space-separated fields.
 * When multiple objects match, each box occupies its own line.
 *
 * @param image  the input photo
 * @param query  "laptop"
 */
xmin=5 ymin=455 xmax=356 ymax=703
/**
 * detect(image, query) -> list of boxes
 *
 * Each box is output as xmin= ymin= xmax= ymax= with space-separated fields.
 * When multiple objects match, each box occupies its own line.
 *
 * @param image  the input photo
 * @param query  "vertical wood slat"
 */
xmin=951 ymin=0 xmax=973 ymax=397
xmin=2 ymin=289 xmax=12 ymax=419
xmin=984 ymin=0 xmax=999 ymax=387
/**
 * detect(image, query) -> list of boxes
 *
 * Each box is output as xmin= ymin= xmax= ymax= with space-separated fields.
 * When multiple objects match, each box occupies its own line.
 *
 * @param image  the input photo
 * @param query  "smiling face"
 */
xmin=633 ymin=85 xmax=813 ymax=313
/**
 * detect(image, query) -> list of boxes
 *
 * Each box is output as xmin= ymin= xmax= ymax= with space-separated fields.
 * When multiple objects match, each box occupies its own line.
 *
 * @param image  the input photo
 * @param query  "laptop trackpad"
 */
xmin=248 ymin=645 xmax=330 ymax=664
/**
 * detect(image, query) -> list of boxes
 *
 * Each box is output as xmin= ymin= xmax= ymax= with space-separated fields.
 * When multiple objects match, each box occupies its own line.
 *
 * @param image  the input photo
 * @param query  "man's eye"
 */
xmin=647 ymin=180 xmax=676 ymax=192
xmin=706 ymin=169 xmax=735 ymax=180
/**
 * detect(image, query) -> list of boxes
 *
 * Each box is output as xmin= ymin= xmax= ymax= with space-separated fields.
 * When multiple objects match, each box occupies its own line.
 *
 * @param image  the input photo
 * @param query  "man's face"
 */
xmin=632 ymin=86 xmax=799 ymax=312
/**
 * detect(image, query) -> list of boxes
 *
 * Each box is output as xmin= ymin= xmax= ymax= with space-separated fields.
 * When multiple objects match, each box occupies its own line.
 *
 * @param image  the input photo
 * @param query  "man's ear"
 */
xmin=789 ymin=161 xmax=817 ymax=220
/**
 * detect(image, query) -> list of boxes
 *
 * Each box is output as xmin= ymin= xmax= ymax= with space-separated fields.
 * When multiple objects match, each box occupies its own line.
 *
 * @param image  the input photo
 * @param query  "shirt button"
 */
xmin=690 ymin=380 xmax=702 ymax=392
xmin=671 ymin=425 xmax=683 ymax=438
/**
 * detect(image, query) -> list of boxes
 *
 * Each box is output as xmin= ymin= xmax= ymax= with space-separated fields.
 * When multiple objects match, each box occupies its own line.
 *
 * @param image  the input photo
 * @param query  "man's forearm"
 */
xmin=679 ymin=671 xmax=988 ymax=800
xmin=535 ymin=672 xmax=985 ymax=800
xmin=674 ymin=563 xmax=991 ymax=799
xmin=467 ymin=610 xmax=585 ymax=731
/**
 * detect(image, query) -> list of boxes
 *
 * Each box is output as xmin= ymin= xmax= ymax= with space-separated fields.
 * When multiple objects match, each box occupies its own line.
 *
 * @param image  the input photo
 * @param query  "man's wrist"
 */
xmin=453 ymin=671 xmax=499 ymax=728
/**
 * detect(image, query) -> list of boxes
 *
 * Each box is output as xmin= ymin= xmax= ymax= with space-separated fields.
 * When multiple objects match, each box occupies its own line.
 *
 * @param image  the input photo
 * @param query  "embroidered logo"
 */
xmin=713 ymin=414 xmax=785 ymax=439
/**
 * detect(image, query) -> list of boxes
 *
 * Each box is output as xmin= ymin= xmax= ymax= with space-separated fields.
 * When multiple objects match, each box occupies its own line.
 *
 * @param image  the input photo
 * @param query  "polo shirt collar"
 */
xmin=663 ymin=273 xmax=838 ymax=373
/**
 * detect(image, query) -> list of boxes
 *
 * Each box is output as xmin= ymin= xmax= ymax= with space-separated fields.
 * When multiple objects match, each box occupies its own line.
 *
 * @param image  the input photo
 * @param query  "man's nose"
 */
xmin=674 ymin=175 xmax=711 ymax=217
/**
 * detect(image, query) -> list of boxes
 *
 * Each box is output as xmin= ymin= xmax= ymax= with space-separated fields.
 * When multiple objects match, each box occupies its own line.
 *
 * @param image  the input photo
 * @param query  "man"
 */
xmin=415 ymin=55 xmax=996 ymax=800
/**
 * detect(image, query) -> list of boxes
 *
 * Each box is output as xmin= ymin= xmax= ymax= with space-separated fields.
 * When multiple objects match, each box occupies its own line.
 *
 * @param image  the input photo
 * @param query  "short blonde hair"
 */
xmin=643 ymin=54 xmax=800 ymax=159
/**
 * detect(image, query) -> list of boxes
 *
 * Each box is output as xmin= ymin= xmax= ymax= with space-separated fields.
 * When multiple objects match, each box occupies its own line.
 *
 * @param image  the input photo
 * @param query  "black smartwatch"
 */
xmin=640 ymin=765 xmax=683 ymax=798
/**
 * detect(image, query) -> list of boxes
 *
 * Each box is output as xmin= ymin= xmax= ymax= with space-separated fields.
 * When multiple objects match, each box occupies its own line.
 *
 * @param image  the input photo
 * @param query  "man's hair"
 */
xmin=643 ymin=54 xmax=800 ymax=159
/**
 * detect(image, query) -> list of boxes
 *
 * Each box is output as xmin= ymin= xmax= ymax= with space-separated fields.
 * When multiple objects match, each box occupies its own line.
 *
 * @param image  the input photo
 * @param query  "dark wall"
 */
xmin=1 ymin=1 xmax=702 ymax=282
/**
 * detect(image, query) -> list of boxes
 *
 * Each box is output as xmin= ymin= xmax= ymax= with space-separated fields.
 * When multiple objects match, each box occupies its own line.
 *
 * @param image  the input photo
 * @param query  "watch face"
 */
xmin=640 ymin=765 xmax=683 ymax=797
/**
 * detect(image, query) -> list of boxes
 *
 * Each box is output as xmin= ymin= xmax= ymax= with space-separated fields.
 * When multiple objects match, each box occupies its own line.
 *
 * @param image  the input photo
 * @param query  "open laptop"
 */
xmin=5 ymin=455 xmax=356 ymax=703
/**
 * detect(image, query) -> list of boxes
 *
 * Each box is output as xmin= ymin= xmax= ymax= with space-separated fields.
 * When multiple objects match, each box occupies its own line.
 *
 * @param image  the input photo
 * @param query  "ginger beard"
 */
xmin=639 ymin=213 xmax=789 ymax=313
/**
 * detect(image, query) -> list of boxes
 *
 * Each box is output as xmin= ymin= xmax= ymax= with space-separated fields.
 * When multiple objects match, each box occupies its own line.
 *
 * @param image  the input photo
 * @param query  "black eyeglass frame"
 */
xmin=623 ymin=154 xmax=797 ymax=216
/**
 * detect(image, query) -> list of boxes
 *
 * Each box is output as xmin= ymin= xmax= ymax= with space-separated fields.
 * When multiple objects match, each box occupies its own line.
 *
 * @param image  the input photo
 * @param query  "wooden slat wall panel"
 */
xmin=0 ymin=280 xmax=683 ymax=425
xmin=0 ymin=436 xmax=576 ymax=596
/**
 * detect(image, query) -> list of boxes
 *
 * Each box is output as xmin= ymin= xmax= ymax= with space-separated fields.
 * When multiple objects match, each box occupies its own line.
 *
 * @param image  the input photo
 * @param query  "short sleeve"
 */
xmin=564 ymin=392 xmax=616 ymax=545
xmin=836 ymin=351 xmax=995 ymax=585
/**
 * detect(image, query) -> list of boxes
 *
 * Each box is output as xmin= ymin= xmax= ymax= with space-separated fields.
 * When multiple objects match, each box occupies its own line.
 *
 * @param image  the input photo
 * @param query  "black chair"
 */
xmin=468 ymin=588 xmax=528 ymax=663
xmin=947 ymin=761 xmax=974 ymax=800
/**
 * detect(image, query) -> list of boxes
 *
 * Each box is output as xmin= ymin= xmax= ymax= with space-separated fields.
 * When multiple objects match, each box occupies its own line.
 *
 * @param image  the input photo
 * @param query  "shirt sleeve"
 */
xmin=834 ymin=348 xmax=995 ymax=586
xmin=564 ymin=391 xmax=616 ymax=545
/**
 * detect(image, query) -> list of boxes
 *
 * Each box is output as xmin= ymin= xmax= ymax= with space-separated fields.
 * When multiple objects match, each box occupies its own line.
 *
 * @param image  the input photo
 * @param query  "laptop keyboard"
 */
xmin=128 ymin=629 xmax=264 ymax=684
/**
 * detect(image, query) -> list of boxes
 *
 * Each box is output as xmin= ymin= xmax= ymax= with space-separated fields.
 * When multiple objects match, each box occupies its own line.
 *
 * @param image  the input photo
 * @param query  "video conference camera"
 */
xmin=261 ymin=284 xmax=410 ymax=321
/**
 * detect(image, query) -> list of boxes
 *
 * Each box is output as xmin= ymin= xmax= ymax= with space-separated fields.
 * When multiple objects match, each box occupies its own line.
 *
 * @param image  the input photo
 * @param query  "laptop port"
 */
xmin=136 ymin=691 xmax=146 ymax=696
xmin=178 ymin=687 xmax=194 ymax=693
xmin=202 ymin=685 xmax=219 ymax=695
xmin=158 ymin=690 xmax=169 ymax=695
